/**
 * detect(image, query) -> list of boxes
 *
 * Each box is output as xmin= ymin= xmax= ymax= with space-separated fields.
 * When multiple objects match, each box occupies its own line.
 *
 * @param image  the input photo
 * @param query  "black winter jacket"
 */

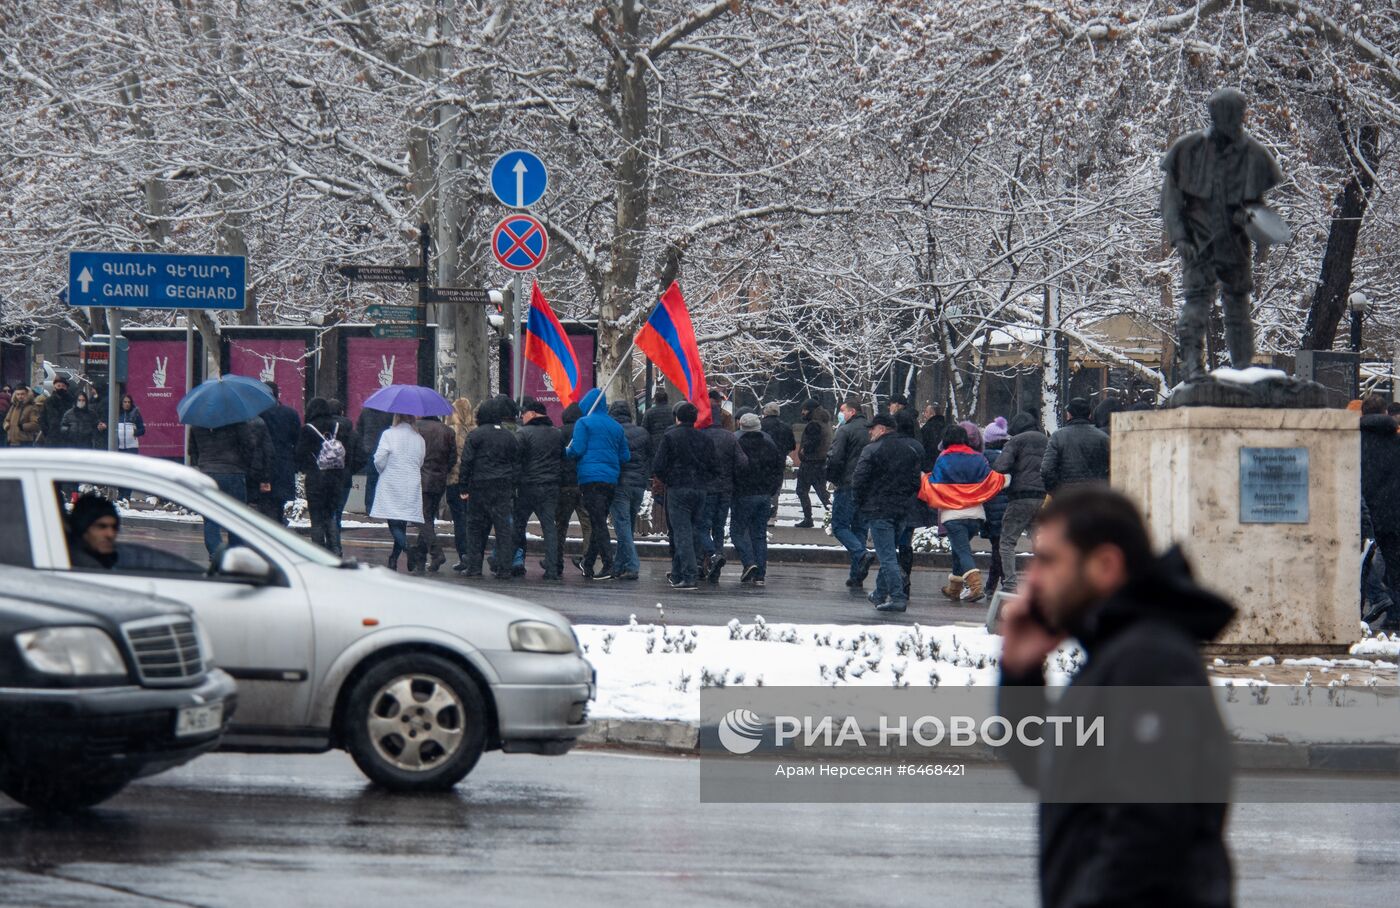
xmin=357 ymin=408 xmax=393 ymax=469
xmin=60 ymin=405 xmax=103 ymax=449
xmin=459 ymin=424 xmax=519 ymax=490
xmin=1361 ymin=414 xmax=1400 ymax=535
xmin=826 ymin=413 xmax=869 ymax=488
xmin=1041 ymin=418 xmax=1110 ymax=492
xmin=703 ymin=424 xmax=749 ymax=494
xmin=850 ymin=432 xmax=922 ymax=520
xmin=993 ymin=415 xmax=1049 ymax=500
xmin=189 ymin=422 xmax=256 ymax=478
xmin=516 ymin=417 xmax=564 ymax=488
xmin=613 ymin=412 xmax=653 ymax=490
xmin=261 ymin=403 xmax=302 ymax=500
xmin=999 ymin=549 xmax=1234 ymax=908
xmin=734 ymin=430 xmax=785 ymax=497
xmin=296 ymin=409 xmax=356 ymax=499
xmin=559 ymin=405 xmax=582 ymax=486
xmin=652 ymin=424 xmax=716 ymax=490
xmin=760 ymin=415 xmax=796 ymax=458
xmin=417 ymin=417 xmax=459 ymax=495
xmin=797 ymin=409 xmax=834 ymax=462
xmin=39 ymin=389 xmax=75 ymax=446
xmin=642 ymin=403 xmax=675 ymax=448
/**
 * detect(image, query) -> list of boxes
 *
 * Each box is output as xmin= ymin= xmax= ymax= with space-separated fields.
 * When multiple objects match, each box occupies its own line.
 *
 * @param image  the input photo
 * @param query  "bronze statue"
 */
xmin=1161 ymin=88 xmax=1284 ymax=382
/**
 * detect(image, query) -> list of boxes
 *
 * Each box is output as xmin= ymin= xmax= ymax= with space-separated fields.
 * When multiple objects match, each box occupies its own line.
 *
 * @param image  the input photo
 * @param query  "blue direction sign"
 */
xmin=68 ymin=251 xmax=246 ymax=310
xmin=489 ymin=150 xmax=548 ymax=209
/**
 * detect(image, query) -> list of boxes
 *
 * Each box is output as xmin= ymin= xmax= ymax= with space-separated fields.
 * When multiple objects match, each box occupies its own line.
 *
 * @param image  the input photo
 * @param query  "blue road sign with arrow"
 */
xmin=489 ymin=150 xmax=548 ymax=209
xmin=68 ymin=251 xmax=246 ymax=310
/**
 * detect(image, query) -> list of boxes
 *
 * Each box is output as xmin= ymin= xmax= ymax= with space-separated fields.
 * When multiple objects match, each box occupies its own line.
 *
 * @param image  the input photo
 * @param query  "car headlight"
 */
xmin=15 ymin=627 xmax=127 ymax=678
xmin=508 ymin=621 xmax=576 ymax=654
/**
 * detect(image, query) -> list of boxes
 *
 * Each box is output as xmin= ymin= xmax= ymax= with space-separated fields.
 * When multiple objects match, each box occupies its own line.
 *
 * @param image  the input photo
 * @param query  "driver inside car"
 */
xmin=66 ymin=493 xmax=201 ymax=573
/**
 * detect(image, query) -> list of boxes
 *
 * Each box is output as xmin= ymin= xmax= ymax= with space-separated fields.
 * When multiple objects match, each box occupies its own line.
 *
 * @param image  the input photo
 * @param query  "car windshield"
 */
xmin=203 ymin=487 xmax=345 ymax=568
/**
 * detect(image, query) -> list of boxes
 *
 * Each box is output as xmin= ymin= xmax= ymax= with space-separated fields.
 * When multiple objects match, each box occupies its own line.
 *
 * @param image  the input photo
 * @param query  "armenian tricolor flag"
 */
xmin=635 ymin=281 xmax=711 ymax=427
xmin=522 ymin=281 xmax=580 ymax=406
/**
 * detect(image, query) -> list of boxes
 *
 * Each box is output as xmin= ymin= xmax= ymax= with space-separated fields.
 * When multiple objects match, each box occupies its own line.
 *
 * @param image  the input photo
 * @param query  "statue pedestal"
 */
xmin=1111 ymin=407 xmax=1359 ymax=653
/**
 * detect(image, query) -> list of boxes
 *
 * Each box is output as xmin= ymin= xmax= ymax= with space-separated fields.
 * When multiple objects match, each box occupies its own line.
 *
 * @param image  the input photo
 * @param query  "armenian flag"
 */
xmin=522 ymin=281 xmax=580 ymax=406
xmin=635 ymin=281 xmax=711 ymax=427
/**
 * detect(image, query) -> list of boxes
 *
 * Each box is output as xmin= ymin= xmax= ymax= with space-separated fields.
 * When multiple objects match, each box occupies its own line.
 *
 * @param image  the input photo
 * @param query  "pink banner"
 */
xmin=347 ymin=338 xmax=418 ymax=421
xmin=520 ymin=331 xmax=595 ymax=424
xmin=125 ymin=339 xmax=187 ymax=459
xmin=227 ymin=337 xmax=308 ymax=417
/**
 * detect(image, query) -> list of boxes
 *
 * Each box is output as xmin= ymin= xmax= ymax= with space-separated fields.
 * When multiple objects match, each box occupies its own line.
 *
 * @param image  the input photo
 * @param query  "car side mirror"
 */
xmin=216 ymin=546 xmax=274 ymax=584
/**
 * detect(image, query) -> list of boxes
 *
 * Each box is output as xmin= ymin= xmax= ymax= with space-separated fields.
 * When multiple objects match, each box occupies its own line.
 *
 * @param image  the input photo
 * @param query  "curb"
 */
xmin=576 ymin=717 xmax=1400 ymax=774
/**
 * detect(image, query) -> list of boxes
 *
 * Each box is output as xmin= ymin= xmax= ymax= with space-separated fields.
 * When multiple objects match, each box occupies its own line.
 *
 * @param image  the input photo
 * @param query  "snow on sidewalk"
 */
xmin=576 ymin=615 xmax=1083 ymax=722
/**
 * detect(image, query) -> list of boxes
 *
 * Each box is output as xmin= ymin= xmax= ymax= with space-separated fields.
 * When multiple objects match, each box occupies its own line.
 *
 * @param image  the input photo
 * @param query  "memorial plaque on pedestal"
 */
xmin=1239 ymin=447 xmax=1309 ymax=524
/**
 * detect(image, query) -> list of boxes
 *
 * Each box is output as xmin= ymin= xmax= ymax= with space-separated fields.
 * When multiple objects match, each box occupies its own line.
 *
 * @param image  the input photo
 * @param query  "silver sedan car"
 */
xmin=0 ymin=450 xmax=595 ymax=791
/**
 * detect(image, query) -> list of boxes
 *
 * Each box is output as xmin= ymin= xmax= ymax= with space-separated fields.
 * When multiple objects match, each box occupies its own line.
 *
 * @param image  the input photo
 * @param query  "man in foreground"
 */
xmin=999 ymin=486 xmax=1234 ymax=907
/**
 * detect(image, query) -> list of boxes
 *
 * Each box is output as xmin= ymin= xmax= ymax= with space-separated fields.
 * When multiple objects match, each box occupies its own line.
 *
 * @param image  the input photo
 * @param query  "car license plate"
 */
xmin=175 ymin=701 xmax=224 ymax=738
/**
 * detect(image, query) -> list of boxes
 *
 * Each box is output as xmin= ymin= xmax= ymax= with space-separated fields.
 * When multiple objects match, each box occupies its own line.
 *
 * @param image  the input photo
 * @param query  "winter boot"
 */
xmin=963 ymin=569 xmax=984 ymax=602
xmin=941 ymin=573 xmax=963 ymax=601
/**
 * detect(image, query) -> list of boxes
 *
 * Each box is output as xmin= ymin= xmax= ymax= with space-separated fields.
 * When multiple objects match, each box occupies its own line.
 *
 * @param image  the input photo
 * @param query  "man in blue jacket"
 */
xmin=565 ymin=389 xmax=630 ymax=580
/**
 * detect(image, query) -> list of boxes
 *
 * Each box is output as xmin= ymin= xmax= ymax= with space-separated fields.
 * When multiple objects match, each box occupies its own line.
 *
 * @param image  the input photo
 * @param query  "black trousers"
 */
xmin=464 ymin=486 xmax=514 ymax=576
xmin=578 ymin=482 xmax=615 ymax=574
xmin=554 ymin=485 xmax=590 ymax=566
xmin=414 ymin=487 xmax=446 ymax=566
xmin=1373 ymin=532 xmax=1400 ymax=624
xmin=796 ymin=460 xmax=830 ymax=521
xmin=514 ymin=483 xmax=561 ymax=577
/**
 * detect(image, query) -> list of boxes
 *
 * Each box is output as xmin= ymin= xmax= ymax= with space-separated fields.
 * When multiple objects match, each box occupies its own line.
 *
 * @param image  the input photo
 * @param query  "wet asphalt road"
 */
xmin=2 ymin=751 xmax=1399 ymax=907
xmin=123 ymin=521 xmax=985 ymax=627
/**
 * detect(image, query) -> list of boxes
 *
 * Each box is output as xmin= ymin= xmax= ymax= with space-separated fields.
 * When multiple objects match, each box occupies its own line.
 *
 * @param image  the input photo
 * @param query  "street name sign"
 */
xmin=366 ymin=304 xmax=421 ymax=322
xmin=337 ymin=264 xmax=424 ymax=284
xmin=68 ymin=251 xmax=246 ymax=310
xmin=371 ymin=324 xmax=421 ymax=339
xmin=491 ymin=215 xmax=548 ymax=272
xmin=489 ymin=150 xmax=548 ymax=209
xmin=425 ymin=287 xmax=491 ymax=305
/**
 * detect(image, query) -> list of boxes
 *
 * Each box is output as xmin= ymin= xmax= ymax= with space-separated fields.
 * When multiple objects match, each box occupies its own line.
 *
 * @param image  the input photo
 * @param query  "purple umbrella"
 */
xmin=362 ymin=384 xmax=453 ymax=417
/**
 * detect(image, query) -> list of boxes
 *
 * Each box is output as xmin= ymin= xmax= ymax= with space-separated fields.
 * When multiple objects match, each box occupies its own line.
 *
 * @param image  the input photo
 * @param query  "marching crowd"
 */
xmin=338 ymin=387 xmax=1112 ymax=611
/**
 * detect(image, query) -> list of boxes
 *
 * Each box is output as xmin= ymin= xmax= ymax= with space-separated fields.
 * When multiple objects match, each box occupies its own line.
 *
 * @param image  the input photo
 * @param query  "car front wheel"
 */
xmin=344 ymin=653 xmax=487 ymax=792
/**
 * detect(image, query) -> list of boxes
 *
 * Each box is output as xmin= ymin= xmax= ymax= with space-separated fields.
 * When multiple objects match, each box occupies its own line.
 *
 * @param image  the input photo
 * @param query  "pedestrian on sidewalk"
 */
xmin=651 ymin=402 xmax=715 ymax=590
xmin=459 ymin=397 xmax=519 ymax=579
xmin=919 ymin=403 xmax=947 ymax=468
xmin=189 ymin=419 xmax=257 ymax=558
xmin=992 ymin=411 xmax=1048 ymax=592
xmin=295 ymin=397 xmax=356 ymax=555
xmin=893 ymin=409 xmax=931 ymax=599
xmin=920 ymin=423 xmax=1003 ymax=602
xmin=699 ymin=408 xmax=748 ymax=582
xmin=445 ymin=397 xmax=475 ymax=572
xmin=37 ymin=376 xmax=74 ymax=447
xmin=117 ymin=394 xmax=145 ymax=454
xmin=998 ymin=487 xmax=1234 ymax=908
xmin=794 ymin=399 xmax=833 ymax=527
xmin=1041 ymin=398 xmax=1110 ymax=493
xmin=980 ymin=416 xmax=1011 ymax=597
xmin=642 ymin=389 xmax=675 ymax=535
xmin=566 ymin=389 xmax=629 ymax=580
xmin=259 ymin=382 xmax=301 ymax=526
xmin=827 ymin=394 xmax=873 ymax=589
xmin=759 ymin=402 xmax=796 ymax=523
xmin=555 ymin=402 xmax=590 ymax=574
xmin=370 ymin=414 xmax=424 ymax=572
xmin=59 ymin=392 xmax=104 ymax=449
xmin=3 ymin=385 xmax=40 ymax=447
xmin=608 ymin=400 xmax=651 ymax=580
xmin=357 ymin=405 xmax=393 ymax=515
xmin=733 ymin=412 xmax=784 ymax=585
xmin=412 ymin=413 xmax=457 ymax=574
xmin=852 ymin=413 xmax=922 ymax=612
xmin=510 ymin=399 xmax=563 ymax=580
xmin=1360 ymin=394 xmax=1400 ymax=630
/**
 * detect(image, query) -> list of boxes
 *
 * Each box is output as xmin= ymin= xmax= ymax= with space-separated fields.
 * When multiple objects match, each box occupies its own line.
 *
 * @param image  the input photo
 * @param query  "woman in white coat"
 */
xmin=371 ymin=414 xmax=425 ymax=570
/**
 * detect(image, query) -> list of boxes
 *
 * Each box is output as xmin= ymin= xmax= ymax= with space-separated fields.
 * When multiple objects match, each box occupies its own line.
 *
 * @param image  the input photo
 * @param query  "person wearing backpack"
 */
xmin=296 ymin=397 xmax=356 ymax=555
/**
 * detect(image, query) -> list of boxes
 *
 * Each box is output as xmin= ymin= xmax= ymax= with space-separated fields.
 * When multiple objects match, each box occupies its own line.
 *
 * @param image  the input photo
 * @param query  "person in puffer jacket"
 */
xmin=565 ymin=389 xmax=630 ymax=579
xmin=919 ymin=423 xmax=1007 ymax=603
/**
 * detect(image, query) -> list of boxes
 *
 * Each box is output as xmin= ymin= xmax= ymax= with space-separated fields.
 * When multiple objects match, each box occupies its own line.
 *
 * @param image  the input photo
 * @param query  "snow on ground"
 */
xmin=1352 ymin=632 xmax=1400 ymax=659
xmin=576 ymin=616 xmax=1082 ymax=722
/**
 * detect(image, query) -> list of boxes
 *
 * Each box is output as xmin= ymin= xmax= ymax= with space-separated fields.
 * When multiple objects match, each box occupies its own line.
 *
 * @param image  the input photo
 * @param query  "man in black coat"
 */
xmin=793 ymin=400 xmax=833 ymax=527
xmin=759 ymin=402 xmax=796 ymax=522
xmin=700 ymin=414 xmax=748 ymax=582
xmin=1041 ymin=398 xmax=1110 ymax=493
xmin=641 ymin=390 xmax=675 ymax=535
xmin=458 ymin=398 xmax=519 ymax=579
xmin=413 ymin=414 xmax=458 ymax=574
xmin=993 ymin=411 xmax=1049 ymax=592
xmin=999 ymin=487 xmax=1234 ymax=908
xmin=732 ymin=412 xmax=784 ymax=585
xmin=357 ymin=406 xmax=393 ymax=514
xmin=851 ymin=414 xmax=922 ymax=612
xmin=826 ymin=395 xmax=873 ymax=587
xmin=189 ymin=419 xmax=257 ymax=558
xmin=38 ymin=376 xmax=75 ymax=447
xmin=259 ymin=382 xmax=302 ymax=525
xmin=514 ymin=400 xmax=564 ymax=580
xmin=1360 ymin=394 xmax=1400 ymax=630
xmin=651 ymin=402 xmax=715 ymax=590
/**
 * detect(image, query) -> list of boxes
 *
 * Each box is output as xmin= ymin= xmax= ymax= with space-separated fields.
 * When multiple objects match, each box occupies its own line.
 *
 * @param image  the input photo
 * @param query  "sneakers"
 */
xmin=875 ymin=600 xmax=908 ymax=613
xmin=571 ymin=555 xmax=587 ymax=576
xmin=612 ymin=570 xmax=640 ymax=581
xmin=741 ymin=564 xmax=759 ymax=584
xmin=753 ymin=578 xmax=765 ymax=587
xmin=794 ymin=519 xmax=815 ymax=529
xmin=590 ymin=570 xmax=614 ymax=582
xmin=452 ymin=560 xmax=470 ymax=573
xmin=707 ymin=556 xmax=726 ymax=584
xmin=845 ymin=576 xmax=863 ymax=589
xmin=867 ymin=591 xmax=887 ymax=607
xmin=856 ymin=551 xmax=875 ymax=583
xmin=674 ymin=581 xmax=699 ymax=591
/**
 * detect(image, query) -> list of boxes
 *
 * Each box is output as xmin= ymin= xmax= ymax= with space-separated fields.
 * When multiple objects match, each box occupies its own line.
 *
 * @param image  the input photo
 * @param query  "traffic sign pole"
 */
xmin=512 ymin=272 xmax=524 ymax=406
xmin=107 ymin=311 xmax=120 ymax=451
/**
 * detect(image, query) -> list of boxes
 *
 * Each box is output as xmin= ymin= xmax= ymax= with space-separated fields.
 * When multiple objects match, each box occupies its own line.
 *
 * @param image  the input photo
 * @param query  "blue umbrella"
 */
xmin=363 ymin=384 xmax=453 ymax=418
xmin=177 ymin=374 xmax=276 ymax=429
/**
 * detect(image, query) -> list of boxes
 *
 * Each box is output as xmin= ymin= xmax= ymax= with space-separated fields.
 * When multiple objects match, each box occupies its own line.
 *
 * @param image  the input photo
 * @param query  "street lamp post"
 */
xmin=1349 ymin=290 xmax=1369 ymax=398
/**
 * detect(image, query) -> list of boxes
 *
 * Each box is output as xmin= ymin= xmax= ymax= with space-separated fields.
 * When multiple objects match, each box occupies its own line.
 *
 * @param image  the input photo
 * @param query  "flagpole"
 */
xmin=587 ymin=334 xmax=641 ymax=416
